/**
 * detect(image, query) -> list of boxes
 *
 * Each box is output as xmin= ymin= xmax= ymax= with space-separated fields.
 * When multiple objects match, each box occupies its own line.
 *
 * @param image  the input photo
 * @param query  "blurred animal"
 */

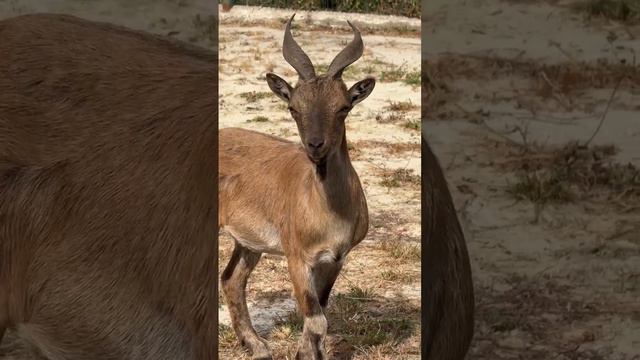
xmin=422 ymin=129 xmax=475 ymax=358
xmin=0 ymin=13 xmax=218 ymax=360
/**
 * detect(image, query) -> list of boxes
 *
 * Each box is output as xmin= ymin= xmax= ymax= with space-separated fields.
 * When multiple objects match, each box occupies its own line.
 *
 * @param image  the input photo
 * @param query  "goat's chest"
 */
xmin=222 ymin=213 xmax=358 ymax=261
xmin=223 ymin=219 xmax=285 ymax=255
xmin=291 ymin=211 xmax=361 ymax=266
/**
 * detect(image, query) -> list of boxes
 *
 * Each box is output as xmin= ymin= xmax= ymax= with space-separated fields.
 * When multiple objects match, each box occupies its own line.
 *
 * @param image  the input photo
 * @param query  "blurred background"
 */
xmin=423 ymin=0 xmax=639 ymax=358
xmin=220 ymin=0 xmax=419 ymax=17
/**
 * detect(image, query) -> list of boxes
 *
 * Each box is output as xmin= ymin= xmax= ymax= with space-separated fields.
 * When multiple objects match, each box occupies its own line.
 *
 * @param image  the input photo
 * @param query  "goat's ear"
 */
xmin=348 ymin=77 xmax=375 ymax=106
xmin=266 ymin=73 xmax=293 ymax=102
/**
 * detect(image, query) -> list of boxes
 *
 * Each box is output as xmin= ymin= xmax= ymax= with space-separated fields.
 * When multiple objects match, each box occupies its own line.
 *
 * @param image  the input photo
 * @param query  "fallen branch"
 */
xmin=584 ymin=76 xmax=624 ymax=146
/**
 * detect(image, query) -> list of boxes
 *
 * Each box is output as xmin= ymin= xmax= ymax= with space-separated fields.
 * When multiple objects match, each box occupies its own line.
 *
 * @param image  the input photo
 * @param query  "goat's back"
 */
xmin=0 ymin=14 xmax=218 ymax=360
xmin=422 ymin=135 xmax=475 ymax=359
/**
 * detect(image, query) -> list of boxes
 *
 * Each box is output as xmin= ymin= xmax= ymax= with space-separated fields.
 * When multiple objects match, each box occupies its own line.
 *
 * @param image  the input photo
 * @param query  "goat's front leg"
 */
xmin=287 ymin=256 xmax=328 ymax=360
xmin=312 ymin=261 xmax=343 ymax=310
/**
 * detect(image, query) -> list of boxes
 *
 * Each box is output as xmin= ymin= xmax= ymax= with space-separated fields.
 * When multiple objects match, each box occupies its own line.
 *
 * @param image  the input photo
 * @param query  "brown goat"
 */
xmin=218 ymin=15 xmax=375 ymax=360
xmin=0 ymin=14 xmax=218 ymax=360
xmin=422 ymin=131 xmax=475 ymax=359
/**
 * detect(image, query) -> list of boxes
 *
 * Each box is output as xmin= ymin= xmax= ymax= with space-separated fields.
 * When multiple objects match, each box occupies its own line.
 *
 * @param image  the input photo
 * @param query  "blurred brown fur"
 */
xmin=0 ymin=14 xmax=218 ymax=360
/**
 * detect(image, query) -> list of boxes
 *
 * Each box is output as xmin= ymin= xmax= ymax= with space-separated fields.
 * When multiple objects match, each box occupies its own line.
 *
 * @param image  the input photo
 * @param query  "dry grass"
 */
xmin=218 ymin=18 xmax=419 ymax=37
xmin=507 ymin=171 xmax=574 ymax=204
xmin=380 ymin=269 xmax=415 ymax=283
xmin=403 ymin=70 xmax=421 ymax=86
xmin=351 ymin=139 xmax=420 ymax=155
xmin=375 ymin=112 xmax=406 ymax=124
xmin=575 ymin=0 xmax=640 ymax=23
xmin=378 ymin=239 xmax=421 ymax=261
xmin=422 ymin=59 xmax=457 ymax=120
xmin=496 ymin=141 xmax=640 ymax=208
xmin=384 ymin=100 xmax=419 ymax=112
xmin=424 ymin=55 xmax=640 ymax=94
xmin=190 ymin=13 xmax=217 ymax=44
xmin=471 ymin=275 xmax=640 ymax=359
xmin=402 ymin=119 xmax=420 ymax=131
xmin=379 ymin=168 xmax=421 ymax=189
xmin=231 ymin=0 xmax=421 ymax=18
xmin=380 ymin=65 xmax=421 ymax=85
xmin=246 ymin=115 xmax=270 ymax=123
xmin=375 ymin=106 xmax=420 ymax=132
xmin=315 ymin=59 xmax=421 ymax=84
xmin=239 ymin=91 xmax=272 ymax=102
xmin=423 ymin=52 xmax=640 ymax=118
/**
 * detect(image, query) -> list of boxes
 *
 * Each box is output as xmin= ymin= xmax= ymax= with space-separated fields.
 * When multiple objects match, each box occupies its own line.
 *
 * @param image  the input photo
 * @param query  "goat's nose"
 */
xmin=307 ymin=139 xmax=325 ymax=150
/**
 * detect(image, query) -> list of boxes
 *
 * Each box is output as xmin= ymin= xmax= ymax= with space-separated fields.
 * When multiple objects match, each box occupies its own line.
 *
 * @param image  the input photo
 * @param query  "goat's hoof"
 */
xmin=242 ymin=336 xmax=272 ymax=360
xmin=295 ymin=348 xmax=326 ymax=360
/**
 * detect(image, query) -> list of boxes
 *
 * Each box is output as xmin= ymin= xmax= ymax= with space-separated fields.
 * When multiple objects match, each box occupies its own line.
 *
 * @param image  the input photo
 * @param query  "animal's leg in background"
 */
xmin=287 ymin=257 xmax=327 ymax=360
xmin=312 ymin=261 xmax=343 ymax=311
xmin=220 ymin=243 xmax=270 ymax=360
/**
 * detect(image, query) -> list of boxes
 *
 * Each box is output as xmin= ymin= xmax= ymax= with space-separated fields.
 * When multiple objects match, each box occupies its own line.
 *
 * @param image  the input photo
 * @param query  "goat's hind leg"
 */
xmin=221 ymin=243 xmax=271 ymax=360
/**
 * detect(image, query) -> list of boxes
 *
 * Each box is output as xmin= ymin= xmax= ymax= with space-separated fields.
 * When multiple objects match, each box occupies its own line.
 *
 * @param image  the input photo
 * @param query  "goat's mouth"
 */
xmin=307 ymin=153 xmax=327 ymax=165
xmin=305 ymin=145 xmax=329 ymax=165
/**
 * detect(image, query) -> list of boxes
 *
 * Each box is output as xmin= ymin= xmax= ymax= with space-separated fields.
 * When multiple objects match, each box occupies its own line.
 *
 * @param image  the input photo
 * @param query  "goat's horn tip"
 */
xmin=285 ymin=13 xmax=295 ymax=28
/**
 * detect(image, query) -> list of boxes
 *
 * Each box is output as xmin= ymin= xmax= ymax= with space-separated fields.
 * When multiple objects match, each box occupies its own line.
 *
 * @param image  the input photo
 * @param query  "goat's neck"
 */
xmin=314 ymin=130 xmax=360 ymax=218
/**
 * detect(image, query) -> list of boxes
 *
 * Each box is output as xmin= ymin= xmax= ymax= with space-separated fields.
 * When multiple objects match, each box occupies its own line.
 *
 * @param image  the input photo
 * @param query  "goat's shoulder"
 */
xmin=219 ymin=127 xmax=308 ymax=173
xmin=219 ymin=127 xmax=317 ymax=212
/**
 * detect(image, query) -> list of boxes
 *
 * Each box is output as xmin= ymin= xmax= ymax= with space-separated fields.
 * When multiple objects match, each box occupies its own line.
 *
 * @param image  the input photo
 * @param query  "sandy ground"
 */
xmin=424 ymin=0 xmax=639 ymax=359
xmin=218 ymin=5 xmax=421 ymax=360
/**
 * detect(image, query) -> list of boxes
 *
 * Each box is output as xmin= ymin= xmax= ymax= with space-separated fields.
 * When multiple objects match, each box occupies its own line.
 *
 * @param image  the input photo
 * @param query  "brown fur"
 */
xmin=0 ymin=14 xmax=218 ymax=360
xmin=422 ymin=134 xmax=475 ymax=359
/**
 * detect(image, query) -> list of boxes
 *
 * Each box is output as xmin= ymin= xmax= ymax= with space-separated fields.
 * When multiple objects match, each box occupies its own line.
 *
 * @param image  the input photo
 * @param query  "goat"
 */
xmin=218 ymin=14 xmax=375 ymax=360
xmin=422 ymin=130 xmax=475 ymax=358
xmin=0 ymin=13 xmax=218 ymax=360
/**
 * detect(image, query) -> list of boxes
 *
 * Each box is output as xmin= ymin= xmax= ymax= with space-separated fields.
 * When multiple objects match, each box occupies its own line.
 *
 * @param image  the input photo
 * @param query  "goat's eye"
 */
xmin=338 ymin=106 xmax=351 ymax=114
xmin=288 ymin=107 xmax=298 ymax=115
